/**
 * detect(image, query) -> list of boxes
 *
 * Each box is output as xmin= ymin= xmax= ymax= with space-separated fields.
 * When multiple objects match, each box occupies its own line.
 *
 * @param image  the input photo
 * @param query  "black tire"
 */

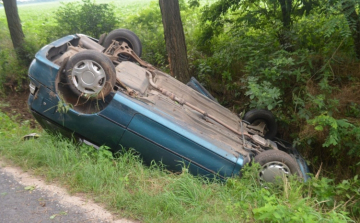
xmin=102 ymin=29 xmax=142 ymax=57
xmin=65 ymin=50 xmax=116 ymax=100
xmin=254 ymin=150 xmax=301 ymax=183
xmin=243 ymin=109 xmax=277 ymax=139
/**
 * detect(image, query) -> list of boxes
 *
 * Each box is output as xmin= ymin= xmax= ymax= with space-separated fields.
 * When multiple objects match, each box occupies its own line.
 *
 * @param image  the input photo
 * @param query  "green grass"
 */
xmin=0 ymin=0 xmax=155 ymax=47
xmin=0 ymin=110 xmax=357 ymax=222
xmin=0 ymin=0 xmax=154 ymax=25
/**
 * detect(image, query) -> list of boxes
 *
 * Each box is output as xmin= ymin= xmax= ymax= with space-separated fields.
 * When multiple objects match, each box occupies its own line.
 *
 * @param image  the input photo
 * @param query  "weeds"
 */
xmin=0 ymin=110 xmax=358 ymax=222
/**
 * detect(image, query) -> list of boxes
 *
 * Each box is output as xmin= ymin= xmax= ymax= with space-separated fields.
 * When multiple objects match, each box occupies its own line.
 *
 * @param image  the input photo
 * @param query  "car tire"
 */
xmin=243 ymin=109 xmax=277 ymax=139
xmin=254 ymin=150 xmax=301 ymax=183
xmin=102 ymin=29 xmax=142 ymax=57
xmin=65 ymin=50 xmax=116 ymax=100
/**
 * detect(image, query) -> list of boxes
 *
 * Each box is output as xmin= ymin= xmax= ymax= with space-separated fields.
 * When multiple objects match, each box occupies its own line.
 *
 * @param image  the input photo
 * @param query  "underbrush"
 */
xmin=0 ymin=110 xmax=358 ymax=222
xmin=185 ymin=6 xmax=360 ymax=182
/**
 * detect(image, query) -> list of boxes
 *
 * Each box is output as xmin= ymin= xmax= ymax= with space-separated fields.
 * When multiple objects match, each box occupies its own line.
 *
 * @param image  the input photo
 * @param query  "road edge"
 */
xmin=0 ymin=158 xmax=136 ymax=223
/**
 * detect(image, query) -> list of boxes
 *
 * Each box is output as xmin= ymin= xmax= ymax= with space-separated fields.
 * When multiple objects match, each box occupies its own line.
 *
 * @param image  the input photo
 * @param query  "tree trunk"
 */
xmin=278 ymin=0 xmax=292 ymax=29
xmin=277 ymin=0 xmax=293 ymax=51
xmin=342 ymin=1 xmax=360 ymax=59
xmin=3 ymin=0 xmax=25 ymax=58
xmin=159 ymin=0 xmax=190 ymax=83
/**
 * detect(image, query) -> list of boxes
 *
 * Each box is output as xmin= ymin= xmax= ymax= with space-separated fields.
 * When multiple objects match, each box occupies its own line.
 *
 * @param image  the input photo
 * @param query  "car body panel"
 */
xmin=124 ymin=113 xmax=237 ymax=176
xmin=27 ymin=34 xmax=310 ymax=180
xmin=28 ymin=79 xmax=242 ymax=178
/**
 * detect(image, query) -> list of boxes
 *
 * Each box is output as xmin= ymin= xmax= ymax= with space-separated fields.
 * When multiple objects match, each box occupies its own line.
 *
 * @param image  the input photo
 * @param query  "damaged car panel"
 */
xmin=28 ymin=29 xmax=310 ymax=182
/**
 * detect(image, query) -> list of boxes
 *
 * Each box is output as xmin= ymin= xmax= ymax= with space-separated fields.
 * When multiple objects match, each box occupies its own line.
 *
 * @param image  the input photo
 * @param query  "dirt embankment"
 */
xmin=0 ymin=90 xmax=37 ymax=128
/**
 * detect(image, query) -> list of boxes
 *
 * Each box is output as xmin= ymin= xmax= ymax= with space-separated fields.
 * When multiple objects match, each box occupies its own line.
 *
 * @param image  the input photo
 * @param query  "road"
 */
xmin=0 ymin=162 xmax=134 ymax=223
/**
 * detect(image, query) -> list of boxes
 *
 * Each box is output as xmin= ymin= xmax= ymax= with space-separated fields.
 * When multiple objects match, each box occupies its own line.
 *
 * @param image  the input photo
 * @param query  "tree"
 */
xmin=201 ymin=0 xmax=319 ymax=51
xmin=2 ymin=0 xmax=25 ymax=58
xmin=159 ymin=0 xmax=190 ymax=82
xmin=324 ymin=0 xmax=360 ymax=58
xmin=341 ymin=0 xmax=360 ymax=58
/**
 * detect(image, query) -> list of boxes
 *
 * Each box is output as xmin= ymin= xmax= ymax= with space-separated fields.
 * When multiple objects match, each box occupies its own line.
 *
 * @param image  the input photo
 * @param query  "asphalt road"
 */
xmin=0 ymin=164 xmax=134 ymax=223
xmin=0 ymin=169 xmax=106 ymax=223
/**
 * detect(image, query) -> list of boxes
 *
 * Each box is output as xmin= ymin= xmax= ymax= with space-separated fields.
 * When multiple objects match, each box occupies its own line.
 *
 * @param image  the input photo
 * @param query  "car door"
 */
xmin=119 ymin=113 xmax=236 ymax=178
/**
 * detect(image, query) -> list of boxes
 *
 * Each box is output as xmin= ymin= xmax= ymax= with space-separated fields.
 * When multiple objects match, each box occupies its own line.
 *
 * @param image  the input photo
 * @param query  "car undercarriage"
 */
xmin=28 ymin=29 xmax=310 ymax=182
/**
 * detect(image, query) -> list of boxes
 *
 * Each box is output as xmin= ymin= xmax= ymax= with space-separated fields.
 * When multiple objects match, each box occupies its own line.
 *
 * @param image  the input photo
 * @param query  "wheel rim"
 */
xmin=71 ymin=60 xmax=106 ymax=95
xmin=259 ymin=161 xmax=291 ymax=183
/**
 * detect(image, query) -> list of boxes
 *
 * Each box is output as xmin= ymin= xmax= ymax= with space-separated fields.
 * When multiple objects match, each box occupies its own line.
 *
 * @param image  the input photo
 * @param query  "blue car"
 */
xmin=28 ymin=29 xmax=309 ymax=182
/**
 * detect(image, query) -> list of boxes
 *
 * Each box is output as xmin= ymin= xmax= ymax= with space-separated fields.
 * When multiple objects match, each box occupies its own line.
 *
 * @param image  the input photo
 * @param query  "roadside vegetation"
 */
xmin=0 ymin=0 xmax=360 ymax=221
xmin=0 ymin=110 xmax=358 ymax=222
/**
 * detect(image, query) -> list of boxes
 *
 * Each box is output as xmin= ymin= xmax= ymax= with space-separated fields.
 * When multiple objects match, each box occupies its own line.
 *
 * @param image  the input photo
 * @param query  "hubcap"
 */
xmin=259 ymin=161 xmax=290 ymax=183
xmin=71 ymin=60 xmax=106 ymax=95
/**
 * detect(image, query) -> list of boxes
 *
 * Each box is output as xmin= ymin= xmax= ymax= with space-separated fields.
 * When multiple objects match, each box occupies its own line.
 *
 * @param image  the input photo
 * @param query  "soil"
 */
xmin=0 ymin=89 xmax=38 ymax=128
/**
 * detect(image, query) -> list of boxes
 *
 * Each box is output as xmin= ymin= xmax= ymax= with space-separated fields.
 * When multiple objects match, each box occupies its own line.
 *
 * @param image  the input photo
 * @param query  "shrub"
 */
xmin=54 ymin=0 xmax=119 ymax=38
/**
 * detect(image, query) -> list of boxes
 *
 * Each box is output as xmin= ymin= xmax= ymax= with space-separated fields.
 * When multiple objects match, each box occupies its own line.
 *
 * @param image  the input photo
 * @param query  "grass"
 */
xmin=0 ymin=0 xmax=154 ymax=25
xmin=0 ymin=0 xmax=156 ymax=47
xmin=0 ymin=110 xmax=356 ymax=222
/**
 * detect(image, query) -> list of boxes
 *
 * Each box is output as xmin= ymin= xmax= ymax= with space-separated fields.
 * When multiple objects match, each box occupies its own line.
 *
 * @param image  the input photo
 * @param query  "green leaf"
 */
xmin=274 ymin=212 xmax=281 ymax=219
xmin=315 ymin=125 xmax=323 ymax=131
xmin=24 ymin=185 xmax=35 ymax=191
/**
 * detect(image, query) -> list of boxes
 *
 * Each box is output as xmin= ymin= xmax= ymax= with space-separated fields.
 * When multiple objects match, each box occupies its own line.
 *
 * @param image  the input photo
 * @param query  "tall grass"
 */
xmin=0 ymin=110 xmax=357 ymax=222
xmin=0 ymin=0 xmax=155 ymax=47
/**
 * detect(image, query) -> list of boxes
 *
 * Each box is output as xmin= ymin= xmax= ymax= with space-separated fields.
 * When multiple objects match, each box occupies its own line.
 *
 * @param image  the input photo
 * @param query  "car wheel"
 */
xmin=243 ymin=109 xmax=277 ymax=139
xmin=102 ymin=29 xmax=142 ymax=57
xmin=254 ymin=150 xmax=301 ymax=183
xmin=65 ymin=50 xmax=116 ymax=99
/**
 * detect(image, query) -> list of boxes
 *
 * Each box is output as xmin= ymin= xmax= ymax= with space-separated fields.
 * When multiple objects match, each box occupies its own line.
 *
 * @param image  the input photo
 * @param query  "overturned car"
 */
xmin=28 ymin=29 xmax=309 ymax=182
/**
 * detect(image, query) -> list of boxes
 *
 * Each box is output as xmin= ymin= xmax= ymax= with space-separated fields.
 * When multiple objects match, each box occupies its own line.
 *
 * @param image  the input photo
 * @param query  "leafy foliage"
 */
xmin=54 ymin=0 xmax=118 ymax=38
xmin=0 ymin=48 xmax=28 ymax=93
xmin=308 ymin=113 xmax=360 ymax=156
xmin=122 ymin=2 xmax=167 ymax=68
xmin=245 ymin=77 xmax=282 ymax=110
xmin=191 ymin=0 xmax=360 ymax=168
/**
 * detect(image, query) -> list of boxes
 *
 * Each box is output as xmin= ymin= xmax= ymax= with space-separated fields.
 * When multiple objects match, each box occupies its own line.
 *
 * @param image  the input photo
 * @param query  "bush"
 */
xmin=123 ymin=1 xmax=167 ymax=68
xmin=0 ymin=48 xmax=28 ymax=94
xmin=54 ymin=0 xmax=119 ymax=38
xmin=189 ymin=0 xmax=360 ymax=182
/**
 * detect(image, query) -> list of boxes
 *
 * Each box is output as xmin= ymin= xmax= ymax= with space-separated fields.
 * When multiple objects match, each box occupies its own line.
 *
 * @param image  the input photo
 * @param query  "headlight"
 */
xmin=29 ymin=82 xmax=37 ymax=95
